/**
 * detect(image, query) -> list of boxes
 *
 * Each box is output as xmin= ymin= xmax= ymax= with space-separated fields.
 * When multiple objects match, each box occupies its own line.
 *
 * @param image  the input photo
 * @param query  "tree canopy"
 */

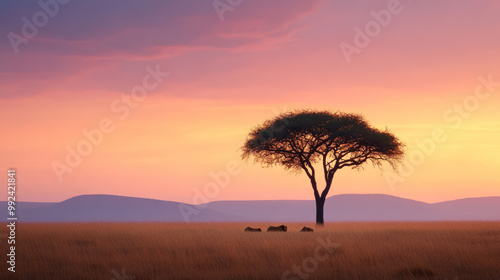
xmin=241 ymin=110 xmax=405 ymax=224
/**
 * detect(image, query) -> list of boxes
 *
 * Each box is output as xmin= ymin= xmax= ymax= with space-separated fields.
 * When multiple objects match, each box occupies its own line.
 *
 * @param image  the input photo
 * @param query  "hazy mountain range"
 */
xmin=2 ymin=194 xmax=500 ymax=222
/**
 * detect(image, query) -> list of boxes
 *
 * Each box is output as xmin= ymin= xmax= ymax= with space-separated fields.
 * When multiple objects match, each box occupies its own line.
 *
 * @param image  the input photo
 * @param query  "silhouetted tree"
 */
xmin=242 ymin=110 xmax=404 ymax=225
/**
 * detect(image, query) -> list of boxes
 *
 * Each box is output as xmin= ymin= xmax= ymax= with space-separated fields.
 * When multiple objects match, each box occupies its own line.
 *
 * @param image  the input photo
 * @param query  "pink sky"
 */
xmin=1 ymin=0 xmax=499 ymax=203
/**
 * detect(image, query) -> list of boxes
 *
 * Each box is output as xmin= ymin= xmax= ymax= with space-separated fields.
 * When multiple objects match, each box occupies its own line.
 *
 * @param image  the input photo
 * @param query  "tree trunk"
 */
xmin=315 ymin=196 xmax=326 ymax=225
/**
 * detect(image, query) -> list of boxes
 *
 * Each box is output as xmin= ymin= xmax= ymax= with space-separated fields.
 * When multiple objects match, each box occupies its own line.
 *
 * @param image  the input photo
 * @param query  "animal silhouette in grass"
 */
xmin=267 ymin=225 xmax=287 ymax=232
xmin=244 ymin=227 xmax=262 ymax=232
xmin=242 ymin=110 xmax=404 ymax=225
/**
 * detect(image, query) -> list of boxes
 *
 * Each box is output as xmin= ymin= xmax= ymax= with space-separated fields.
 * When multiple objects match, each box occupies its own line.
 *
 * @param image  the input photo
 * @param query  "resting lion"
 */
xmin=267 ymin=225 xmax=287 ymax=232
xmin=244 ymin=227 xmax=262 ymax=232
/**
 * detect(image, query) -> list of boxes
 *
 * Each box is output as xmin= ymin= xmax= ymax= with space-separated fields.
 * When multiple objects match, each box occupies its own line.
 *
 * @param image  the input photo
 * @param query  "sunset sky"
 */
xmin=1 ymin=0 xmax=499 ymax=204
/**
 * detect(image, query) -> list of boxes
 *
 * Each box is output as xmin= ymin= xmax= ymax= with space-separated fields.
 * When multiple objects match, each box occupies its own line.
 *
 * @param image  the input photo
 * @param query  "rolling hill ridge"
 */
xmin=3 ymin=194 xmax=500 ymax=222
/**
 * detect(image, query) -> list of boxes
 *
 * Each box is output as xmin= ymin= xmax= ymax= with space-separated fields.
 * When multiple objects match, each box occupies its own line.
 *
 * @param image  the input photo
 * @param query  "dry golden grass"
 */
xmin=1 ymin=222 xmax=500 ymax=279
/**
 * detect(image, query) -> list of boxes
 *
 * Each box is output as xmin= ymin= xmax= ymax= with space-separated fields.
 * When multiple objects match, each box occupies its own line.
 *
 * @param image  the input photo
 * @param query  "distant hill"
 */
xmin=2 ymin=194 xmax=500 ymax=222
xmin=430 ymin=197 xmax=500 ymax=220
xmin=1 ymin=195 xmax=242 ymax=222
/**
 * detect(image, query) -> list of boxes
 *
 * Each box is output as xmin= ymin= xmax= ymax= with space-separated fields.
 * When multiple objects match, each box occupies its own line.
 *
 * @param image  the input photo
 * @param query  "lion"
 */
xmin=266 ymin=225 xmax=287 ymax=232
xmin=244 ymin=227 xmax=262 ymax=232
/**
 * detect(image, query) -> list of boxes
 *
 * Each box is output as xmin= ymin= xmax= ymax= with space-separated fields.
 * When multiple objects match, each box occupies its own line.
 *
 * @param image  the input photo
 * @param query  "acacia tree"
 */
xmin=241 ymin=110 xmax=404 ymax=225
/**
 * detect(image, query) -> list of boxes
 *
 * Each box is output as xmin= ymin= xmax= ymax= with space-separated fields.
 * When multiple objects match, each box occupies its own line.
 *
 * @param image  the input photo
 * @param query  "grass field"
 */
xmin=1 ymin=222 xmax=500 ymax=279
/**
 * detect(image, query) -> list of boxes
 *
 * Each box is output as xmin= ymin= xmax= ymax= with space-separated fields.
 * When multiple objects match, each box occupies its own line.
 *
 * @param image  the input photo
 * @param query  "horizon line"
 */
xmin=7 ymin=193 xmax=500 ymax=205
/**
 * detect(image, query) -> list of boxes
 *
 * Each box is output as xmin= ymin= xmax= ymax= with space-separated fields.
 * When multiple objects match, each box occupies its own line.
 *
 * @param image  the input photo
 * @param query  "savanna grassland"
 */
xmin=1 ymin=222 xmax=500 ymax=280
